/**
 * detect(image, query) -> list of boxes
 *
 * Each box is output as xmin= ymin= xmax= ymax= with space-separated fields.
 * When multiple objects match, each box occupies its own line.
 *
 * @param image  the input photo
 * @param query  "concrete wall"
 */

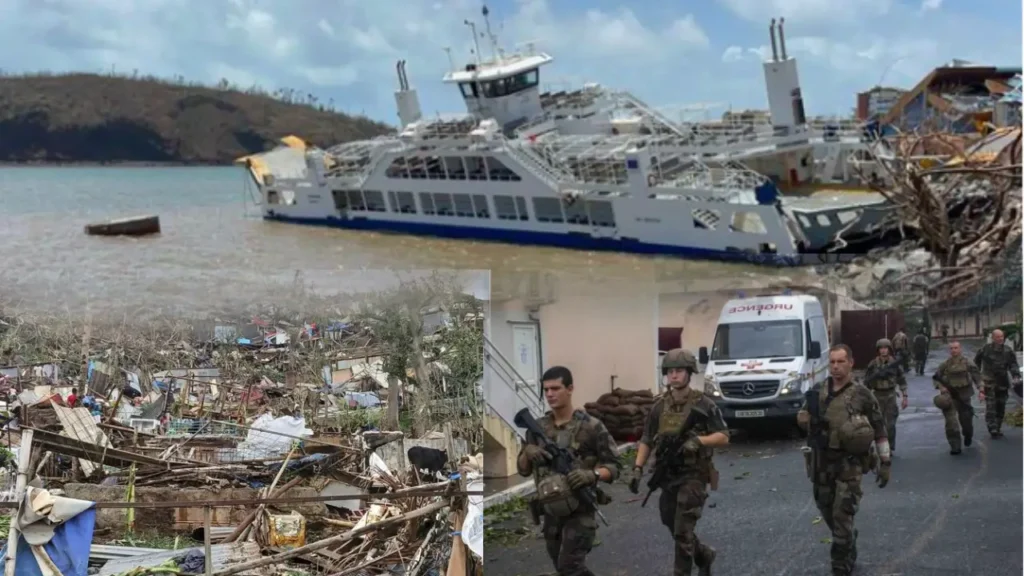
xmin=483 ymin=413 xmax=519 ymax=478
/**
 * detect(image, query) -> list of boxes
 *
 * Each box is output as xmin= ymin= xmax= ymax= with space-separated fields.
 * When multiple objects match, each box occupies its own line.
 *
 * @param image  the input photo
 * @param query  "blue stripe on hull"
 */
xmin=263 ymin=213 xmax=804 ymax=266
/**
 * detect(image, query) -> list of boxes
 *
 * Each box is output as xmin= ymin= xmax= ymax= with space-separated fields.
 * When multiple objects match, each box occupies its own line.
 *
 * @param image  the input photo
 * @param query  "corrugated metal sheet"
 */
xmin=98 ymin=542 xmax=260 ymax=575
xmin=52 ymin=404 xmax=113 ymax=476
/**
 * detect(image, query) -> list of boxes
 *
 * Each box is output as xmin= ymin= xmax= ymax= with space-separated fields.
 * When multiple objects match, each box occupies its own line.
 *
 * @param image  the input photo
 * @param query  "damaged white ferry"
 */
xmin=240 ymin=14 xmax=888 ymax=265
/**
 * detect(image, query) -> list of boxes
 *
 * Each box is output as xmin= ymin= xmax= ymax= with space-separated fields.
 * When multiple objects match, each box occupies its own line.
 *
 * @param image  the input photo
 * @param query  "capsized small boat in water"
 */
xmin=84 ymin=215 xmax=161 ymax=237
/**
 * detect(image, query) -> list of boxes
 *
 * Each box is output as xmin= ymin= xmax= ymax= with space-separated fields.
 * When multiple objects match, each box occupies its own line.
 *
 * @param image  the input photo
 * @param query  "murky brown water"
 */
xmin=0 ymin=167 xmax=817 ymax=318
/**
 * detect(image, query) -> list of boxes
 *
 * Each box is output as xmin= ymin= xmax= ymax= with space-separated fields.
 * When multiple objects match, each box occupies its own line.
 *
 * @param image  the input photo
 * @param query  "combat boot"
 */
xmin=964 ymin=435 xmax=972 ymax=447
xmin=696 ymin=545 xmax=716 ymax=576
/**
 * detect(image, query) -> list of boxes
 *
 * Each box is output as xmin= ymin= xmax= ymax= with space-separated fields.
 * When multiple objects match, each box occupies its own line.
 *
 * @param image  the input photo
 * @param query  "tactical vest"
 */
xmin=942 ymin=356 xmax=972 ymax=388
xmin=533 ymin=414 xmax=586 ymax=518
xmin=819 ymin=384 xmax=873 ymax=456
xmin=979 ymin=345 xmax=1014 ymax=380
xmin=870 ymin=358 xmax=898 ymax=392
xmin=655 ymin=389 xmax=713 ymax=481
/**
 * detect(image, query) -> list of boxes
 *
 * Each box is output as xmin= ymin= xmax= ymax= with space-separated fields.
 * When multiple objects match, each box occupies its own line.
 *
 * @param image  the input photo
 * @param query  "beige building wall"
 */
xmin=484 ymin=274 xmax=659 ymax=479
xmin=930 ymin=301 xmax=1022 ymax=339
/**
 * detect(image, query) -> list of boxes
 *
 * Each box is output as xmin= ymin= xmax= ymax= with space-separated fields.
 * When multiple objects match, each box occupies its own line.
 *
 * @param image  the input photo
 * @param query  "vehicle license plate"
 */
xmin=734 ymin=409 xmax=766 ymax=418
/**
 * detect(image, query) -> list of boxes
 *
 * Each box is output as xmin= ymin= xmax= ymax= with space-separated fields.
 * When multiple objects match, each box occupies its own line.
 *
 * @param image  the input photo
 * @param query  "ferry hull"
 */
xmin=263 ymin=213 xmax=806 ymax=266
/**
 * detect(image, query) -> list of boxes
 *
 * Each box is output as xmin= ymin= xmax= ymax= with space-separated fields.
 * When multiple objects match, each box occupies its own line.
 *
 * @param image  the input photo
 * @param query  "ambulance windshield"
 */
xmin=710 ymin=319 xmax=803 ymax=360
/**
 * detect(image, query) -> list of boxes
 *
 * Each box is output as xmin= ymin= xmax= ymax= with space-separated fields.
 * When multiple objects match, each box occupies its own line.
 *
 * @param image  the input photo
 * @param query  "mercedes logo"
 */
xmin=742 ymin=383 xmax=757 ymax=396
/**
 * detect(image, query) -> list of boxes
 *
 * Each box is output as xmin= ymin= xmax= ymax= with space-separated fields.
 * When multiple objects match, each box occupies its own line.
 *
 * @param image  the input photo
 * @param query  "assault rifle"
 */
xmin=864 ymin=358 xmax=903 ymax=388
xmin=642 ymin=409 xmax=700 ymax=508
xmin=513 ymin=408 xmax=609 ymax=526
xmin=803 ymin=390 xmax=826 ymax=497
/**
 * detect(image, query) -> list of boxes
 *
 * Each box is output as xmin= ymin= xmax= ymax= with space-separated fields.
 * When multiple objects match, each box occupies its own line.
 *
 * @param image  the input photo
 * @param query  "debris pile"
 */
xmin=0 ymin=277 xmax=485 ymax=576
xmin=584 ymin=389 xmax=656 ymax=442
xmin=832 ymin=127 xmax=1022 ymax=307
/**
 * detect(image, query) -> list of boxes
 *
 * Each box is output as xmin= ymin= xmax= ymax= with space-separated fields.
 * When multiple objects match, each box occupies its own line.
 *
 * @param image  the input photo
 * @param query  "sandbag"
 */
xmin=596 ymin=393 xmax=620 ymax=406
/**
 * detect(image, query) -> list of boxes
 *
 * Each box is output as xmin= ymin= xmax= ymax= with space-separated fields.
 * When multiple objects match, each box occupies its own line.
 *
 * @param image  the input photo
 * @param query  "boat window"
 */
xmin=364 ymin=190 xmax=386 ymax=212
xmin=533 ymin=197 xmax=565 ymax=223
xmin=443 ymin=156 xmax=465 ymax=180
xmin=587 ymin=200 xmax=616 ymax=227
xmin=459 ymin=82 xmax=479 ymax=99
xmin=396 ymin=191 xmax=417 ymax=214
xmin=386 ymin=157 xmax=408 ymax=178
xmin=514 ymin=196 xmax=530 ymax=221
xmin=562 ymin=196 xmax=590 ymax=225
xmin=419 ymin=192 xmax=436 ymax=215
xmin=267 ymin=190 xmax=280 ymax=205
xmin=433 ymin=193 xmax=454 ymax=216
xmin=453 ymin=193 xmax=475 ymax=217
xmin=506 ymin=69 xmax=539 ymax=95
xmin=424 ymin=156 xmax=446 ymax=179
xmin=465 ymin=156 xmax=488 ymax=181
xmin=346 ymin=190 xmax=366 ymax=211
xmin=472 ymin=194 xmax=490 ymax=218
xmin=331 ymin=190 xmax=347 ymax=211
xmin=485 ymin=157 xmax=522 ymax=182
xmin=494 ymin=195 xmax=518 ymax=220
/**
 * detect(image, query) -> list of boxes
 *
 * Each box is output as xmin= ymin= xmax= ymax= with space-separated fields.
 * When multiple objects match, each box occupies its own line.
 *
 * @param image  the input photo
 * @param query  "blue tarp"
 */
xmin=0 ymin=506 xmax=96 ymax=576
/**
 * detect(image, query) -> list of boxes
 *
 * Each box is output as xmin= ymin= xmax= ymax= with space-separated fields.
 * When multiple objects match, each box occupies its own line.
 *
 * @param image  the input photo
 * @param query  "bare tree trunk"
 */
xmin=385 ymin=375 xmax=400 ymax=430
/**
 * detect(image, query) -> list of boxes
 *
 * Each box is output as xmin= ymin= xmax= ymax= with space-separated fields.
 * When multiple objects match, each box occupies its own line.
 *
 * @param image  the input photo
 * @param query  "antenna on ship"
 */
xmin=442 ymin=47 xmax=456 ymax=72
xmin=481 ymin=4 xmax=503 ymax=64
xmin=463 ymin=19 xmax=482 ymax=66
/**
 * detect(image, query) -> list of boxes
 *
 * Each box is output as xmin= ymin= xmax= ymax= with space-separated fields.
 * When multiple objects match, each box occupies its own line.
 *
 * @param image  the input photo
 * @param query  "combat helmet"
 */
xmin=838 ymin=415 xmax=875 ymax=455
xmin=876 ymin=338 xmax=892 ymax=350
xmin=933 ymin=393 xmax=953 ymax=411
xmin=662 ymin=348 xmax=698 ymax=375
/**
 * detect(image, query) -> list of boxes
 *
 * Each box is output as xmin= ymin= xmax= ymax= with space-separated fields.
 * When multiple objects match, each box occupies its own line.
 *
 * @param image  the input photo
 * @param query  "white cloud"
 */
xmin=722 ymin=46 xmax=745 ymax=63
xmin=0 ymin=0 xmax=1017 ymax=123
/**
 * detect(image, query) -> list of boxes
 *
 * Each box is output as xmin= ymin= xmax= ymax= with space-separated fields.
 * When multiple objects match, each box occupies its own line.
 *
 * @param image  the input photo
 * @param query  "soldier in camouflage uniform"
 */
xmin=973 ymin=329 xmax=1023 ymax=438
xmin=797 ymin=344 xmax=891 ymax=576
xmin=931 ymin=340 xmax=981 ymax=454
xmin=517 ymin=365 xmax=620 ymax=576
xmin=864 ymin=338 xmax=908 ymax=453
xmin=912 ymin=328 xmax=930 ymax=376
xmin=627 ymin=349 xmax=729 ymax=576
xmin=891 ymin=328 xmax=909 ymax=373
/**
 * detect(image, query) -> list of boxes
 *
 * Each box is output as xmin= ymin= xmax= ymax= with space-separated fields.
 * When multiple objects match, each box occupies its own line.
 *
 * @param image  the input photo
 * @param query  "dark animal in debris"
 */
xmin=407 ymin=446 xmax=448 ymax=477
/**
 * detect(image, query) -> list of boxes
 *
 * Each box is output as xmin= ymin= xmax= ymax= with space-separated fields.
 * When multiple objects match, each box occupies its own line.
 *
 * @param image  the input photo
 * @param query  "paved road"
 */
xmin=484 ymin=345 xmax=1023 ymax=576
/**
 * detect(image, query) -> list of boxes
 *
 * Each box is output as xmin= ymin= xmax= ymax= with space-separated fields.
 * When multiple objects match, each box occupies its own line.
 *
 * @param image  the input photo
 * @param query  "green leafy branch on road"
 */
xmin=484 ymin=496 xmax=532 ymax=546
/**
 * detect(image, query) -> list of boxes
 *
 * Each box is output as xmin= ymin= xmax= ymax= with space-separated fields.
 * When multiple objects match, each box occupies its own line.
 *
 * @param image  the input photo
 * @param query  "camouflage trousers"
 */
xmin=813 ymin=458 xmax=864 ymax=576
xmin=913 ymin=353 xmax=927 ymax=376
xmin=895 ymin=349 xmax=909 ymax=372
xmin=658 ymin=477 xmax=714 ymax=576
xmin=874 ymin=390 xmax=900 ymax=451
xmin=983 ymin=377 xmax=1010 ymax=434
xmin=941 ymin=386 xmax=974 ymax=451
xmin=542 ymin=510 xmax=597 ymax=576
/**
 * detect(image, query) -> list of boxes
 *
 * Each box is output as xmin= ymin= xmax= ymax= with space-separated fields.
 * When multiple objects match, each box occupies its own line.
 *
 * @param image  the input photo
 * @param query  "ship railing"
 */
xmin=610 ymin=90 xmax=688 ymax=137
xmin=504 ymin=139 xmax=573 ymax=189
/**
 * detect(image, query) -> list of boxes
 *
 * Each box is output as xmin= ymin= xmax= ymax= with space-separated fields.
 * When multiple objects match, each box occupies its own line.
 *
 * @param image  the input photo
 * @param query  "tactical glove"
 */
xmin=628 ymin=467 xmax=643 ymax=494
xmin=681 ymin=435 xmax=702 ymax=455
xmin=522 ymin=444 xmax=551 ymax=465
xmin=566 ymin=469 xmax=597 ymax=490
xmin=876 ymin=460 xmax=891 ymax=488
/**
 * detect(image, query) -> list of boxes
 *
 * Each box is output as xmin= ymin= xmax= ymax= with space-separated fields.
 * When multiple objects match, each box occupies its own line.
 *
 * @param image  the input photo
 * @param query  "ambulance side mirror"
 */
xmin=698 ymin=347 xmax=709 ymax=365
xmin=808 ymin=341 xmax=821 ymax=359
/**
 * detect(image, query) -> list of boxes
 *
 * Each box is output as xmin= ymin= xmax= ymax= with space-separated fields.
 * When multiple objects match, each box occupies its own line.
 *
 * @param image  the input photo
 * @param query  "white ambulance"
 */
xmin=697 ymin=295 xmax=830 ymax=424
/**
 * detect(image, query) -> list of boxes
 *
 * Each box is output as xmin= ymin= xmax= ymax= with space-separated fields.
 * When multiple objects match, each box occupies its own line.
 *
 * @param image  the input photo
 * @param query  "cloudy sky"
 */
xmin=1 ymin=0 xmax=1019 ymax=124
